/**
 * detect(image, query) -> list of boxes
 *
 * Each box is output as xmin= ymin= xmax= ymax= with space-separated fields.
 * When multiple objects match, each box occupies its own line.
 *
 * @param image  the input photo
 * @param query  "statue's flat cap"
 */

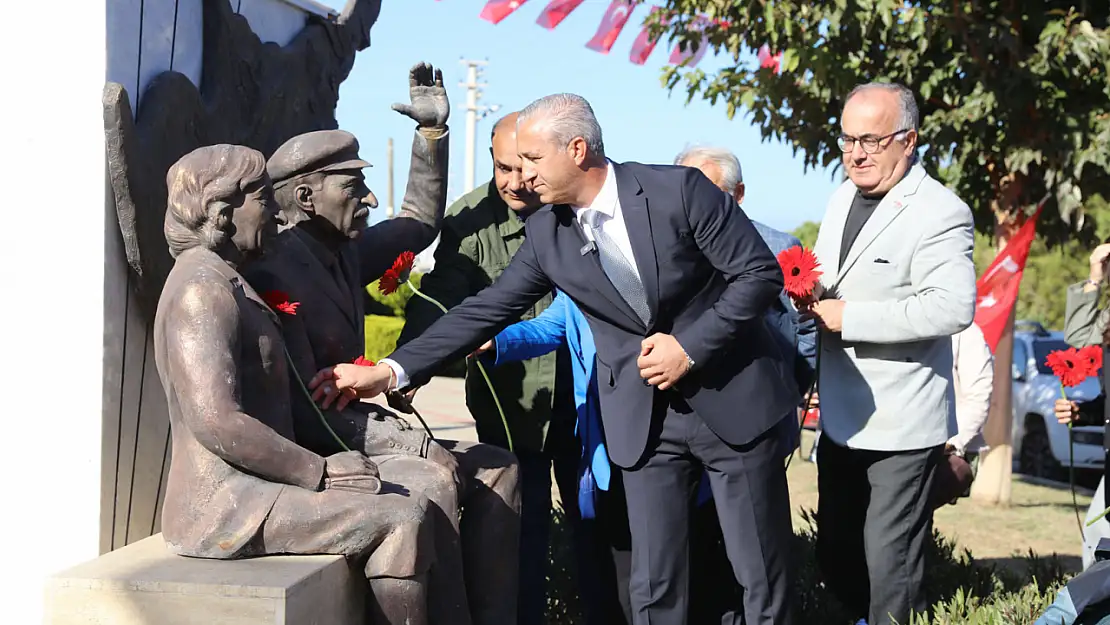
xmin=267 ymin=130 xmax=371 ymax=187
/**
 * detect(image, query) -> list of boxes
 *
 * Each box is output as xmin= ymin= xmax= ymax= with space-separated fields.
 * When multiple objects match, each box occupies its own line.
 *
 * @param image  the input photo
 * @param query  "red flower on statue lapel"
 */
xmin=353 ymin=356 xmax=375 ymax=367
xmin=261 ymin=290 xmax=300 ymax=315
xmin=1046 ymin=347 xmax=1092 ymax=388
xmin=776 ymin=246 xmax=823 ymax=299
xmin=379 ymin=251 xmax=416 ymax=295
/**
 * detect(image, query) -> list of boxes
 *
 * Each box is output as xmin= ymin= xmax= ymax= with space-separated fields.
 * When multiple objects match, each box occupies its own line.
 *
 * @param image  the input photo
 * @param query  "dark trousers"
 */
xmin=607 ymin=473 xmax=743 ymax=625
xmin=621 ymin=400 xmax=796 ymax=625
xmin=815 ymin=436 xmax=943 ymax=624
xmin=515 ymin=413 xmax=626 ymax=625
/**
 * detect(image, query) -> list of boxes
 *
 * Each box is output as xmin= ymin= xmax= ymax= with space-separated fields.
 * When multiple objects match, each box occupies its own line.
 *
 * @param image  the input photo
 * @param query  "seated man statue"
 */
xmin=155 ymin=143 xmax=461 ymax=625
xmin=243 ymin=62 xmax=521 ymax=625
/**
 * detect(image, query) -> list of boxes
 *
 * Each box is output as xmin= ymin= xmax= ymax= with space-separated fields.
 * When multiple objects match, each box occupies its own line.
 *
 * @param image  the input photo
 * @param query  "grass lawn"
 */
xmin=788 ymin=430 xmax=1091 ymax=575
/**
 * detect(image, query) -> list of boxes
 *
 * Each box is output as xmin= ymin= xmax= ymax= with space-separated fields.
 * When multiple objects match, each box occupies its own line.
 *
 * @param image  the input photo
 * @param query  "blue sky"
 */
xmin=319 ymin=0 xmax=841 ymax=232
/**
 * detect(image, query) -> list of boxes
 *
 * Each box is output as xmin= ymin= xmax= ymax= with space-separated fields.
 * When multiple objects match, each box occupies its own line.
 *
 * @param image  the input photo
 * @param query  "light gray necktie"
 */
xmin=584 ymin=209 xmax=651 ymax=326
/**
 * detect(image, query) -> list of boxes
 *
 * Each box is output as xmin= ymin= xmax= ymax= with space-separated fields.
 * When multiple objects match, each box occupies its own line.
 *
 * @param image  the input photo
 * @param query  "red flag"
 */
xmin=669 ymin=18 xmax=710 ymax=67
xmin=758 ymin=43 xmax=783 ymax=74
xmin=629 ymin=7 xmax=667 ymax=65
xmin=480 ymin=0 xmax=529 ymax=25
xmin=586 ymin=1 xmax=635 ymax=54
xmin=536 ymin=0 xmax=586 ymax=30
xmin=973 ymin=201 xmax=1046 ymax=352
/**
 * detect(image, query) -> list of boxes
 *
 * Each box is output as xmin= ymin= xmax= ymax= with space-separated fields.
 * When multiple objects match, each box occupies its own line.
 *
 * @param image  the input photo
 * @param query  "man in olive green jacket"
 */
xmin=397 ymin=112 xmax=583 ymax=625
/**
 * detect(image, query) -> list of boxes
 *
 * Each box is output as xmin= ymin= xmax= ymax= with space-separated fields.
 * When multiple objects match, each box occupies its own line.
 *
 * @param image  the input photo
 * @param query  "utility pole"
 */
xmin=385 ymin=137 xmax=394 ymax=218
xmin=459 ymin=58 xmax=500 ymax=194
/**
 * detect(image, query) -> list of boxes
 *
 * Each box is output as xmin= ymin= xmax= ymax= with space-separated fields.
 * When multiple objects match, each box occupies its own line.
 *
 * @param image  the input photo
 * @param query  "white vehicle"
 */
xmin=1011 ymin=321 xmax=1104 ymax=480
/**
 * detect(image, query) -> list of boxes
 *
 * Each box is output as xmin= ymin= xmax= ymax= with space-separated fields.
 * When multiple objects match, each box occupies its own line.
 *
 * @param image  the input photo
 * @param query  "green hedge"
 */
xmin=363 ymin=315 xmax=404 ymax=363
xmin=363 ymin=274 xmax=466 ymax=376
xmin=543 ymin=508 xmax=1070 ymax=625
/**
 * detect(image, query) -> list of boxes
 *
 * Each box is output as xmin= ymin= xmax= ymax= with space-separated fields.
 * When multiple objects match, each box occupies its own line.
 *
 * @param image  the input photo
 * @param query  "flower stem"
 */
xmin=1063 ymin=381 xmax=1084 ymax=542
xmin=407 ymin=281 xmax=514 ymax=452
xmin=1089 ymin=505 xmax=1110 ymax=527
xmin=787 ymin=332 xmax=822 ymax=470
xmin=282 ymin=344 xmax=350 ymax=453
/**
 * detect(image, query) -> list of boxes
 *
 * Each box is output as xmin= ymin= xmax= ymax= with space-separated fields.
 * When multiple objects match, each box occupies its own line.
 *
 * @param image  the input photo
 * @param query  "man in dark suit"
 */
xmin=309 ymin=93 xmax=799 ymax=625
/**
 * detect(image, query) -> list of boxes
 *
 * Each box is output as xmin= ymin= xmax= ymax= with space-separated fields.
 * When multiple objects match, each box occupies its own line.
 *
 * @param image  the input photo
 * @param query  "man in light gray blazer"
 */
xmin=805 ymin=82 xmax=976 ymax=625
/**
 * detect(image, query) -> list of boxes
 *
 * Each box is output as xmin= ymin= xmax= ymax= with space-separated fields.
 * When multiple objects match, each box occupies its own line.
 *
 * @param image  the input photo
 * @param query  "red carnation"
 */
xmin=1079 ymin=345 xmax=1104 ymax=376
xmin=353 ymin=356 xmax=375 ymax=367
xmin=262 ymin=290 xmax=299 ymax=315
xmin=776 ymin=246 xmax=823 ymax=299
xmin=379 ymin=251 xmax=416 ymax=295
xmin=1046 ymin=348 xmax=1092 ymax=388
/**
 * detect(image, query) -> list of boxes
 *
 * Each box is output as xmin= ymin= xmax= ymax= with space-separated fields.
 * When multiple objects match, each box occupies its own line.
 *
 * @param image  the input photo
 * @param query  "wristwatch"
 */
xmin=683 ymin=350 xmax=695 ymax=373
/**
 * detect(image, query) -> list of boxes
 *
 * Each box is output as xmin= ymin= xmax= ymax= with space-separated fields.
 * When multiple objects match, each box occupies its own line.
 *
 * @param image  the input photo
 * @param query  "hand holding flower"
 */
xmin=1055 ymin=398 xmax=1080 ymax=425
xmin=309 ymin=363 xmax=395 ymax=410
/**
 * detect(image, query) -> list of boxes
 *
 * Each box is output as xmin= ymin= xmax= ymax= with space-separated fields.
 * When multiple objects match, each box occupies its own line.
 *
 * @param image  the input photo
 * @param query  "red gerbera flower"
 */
xmin=1046 ymin=347 xmax=1091 ymax=388
xmin=1079 ymin=345 xmax=1104 ymax=377
xmin=379 ymin=251 xmax=416 ymax=295
xmin=261 ymin=290 xmax=300 ymax=315
xmin=353 ymin=356 xmax=375 ymax=367
xmin=776 ymin=246 xmax=823 ymax=299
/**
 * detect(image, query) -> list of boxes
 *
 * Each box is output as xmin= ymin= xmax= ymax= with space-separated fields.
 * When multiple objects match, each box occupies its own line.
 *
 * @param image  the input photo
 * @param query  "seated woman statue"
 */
xmin=154 ymin=144 xmax=462 ymax=624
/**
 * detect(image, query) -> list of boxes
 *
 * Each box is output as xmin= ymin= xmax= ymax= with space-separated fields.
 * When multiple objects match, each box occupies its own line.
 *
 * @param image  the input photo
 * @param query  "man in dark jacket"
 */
xmin=397 ymin=111 xmax=584 ymax=625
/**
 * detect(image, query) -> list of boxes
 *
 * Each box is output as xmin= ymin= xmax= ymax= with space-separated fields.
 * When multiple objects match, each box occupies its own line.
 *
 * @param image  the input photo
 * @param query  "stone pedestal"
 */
xmin=44 ymin=534 xmax=364 ymax=625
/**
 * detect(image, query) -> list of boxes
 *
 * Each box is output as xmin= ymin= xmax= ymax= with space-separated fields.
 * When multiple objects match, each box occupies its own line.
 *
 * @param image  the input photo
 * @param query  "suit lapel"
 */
xmin=287 ymin=229 xmax=359 ymax=330
xmin=555 ymin=205 xmax=644 ymax=332
xmin=820 ymin=190 xmax=852 ymax=279
xmin=614 ymin=164 xmax=659 ymax=328
xmin=834 ymin=165 xmax=927 ymax=286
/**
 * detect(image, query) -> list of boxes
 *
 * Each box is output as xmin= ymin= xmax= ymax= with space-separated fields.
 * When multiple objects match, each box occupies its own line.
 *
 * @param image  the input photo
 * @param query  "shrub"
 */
xmin=366 ymin=272 xmax=423 ymax=317
xmin=363 ymin=315 xmax=404 ymax=362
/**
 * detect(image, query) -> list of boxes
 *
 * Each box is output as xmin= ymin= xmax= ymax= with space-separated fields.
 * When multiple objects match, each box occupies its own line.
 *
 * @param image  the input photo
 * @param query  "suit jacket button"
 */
xmin=388 ymin=441 xmax=395 ymax=448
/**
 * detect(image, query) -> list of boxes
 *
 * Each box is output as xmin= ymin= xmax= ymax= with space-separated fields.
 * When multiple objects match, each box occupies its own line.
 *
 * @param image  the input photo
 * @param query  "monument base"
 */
xmin=44 ymin=534 xmax=364 ymax=625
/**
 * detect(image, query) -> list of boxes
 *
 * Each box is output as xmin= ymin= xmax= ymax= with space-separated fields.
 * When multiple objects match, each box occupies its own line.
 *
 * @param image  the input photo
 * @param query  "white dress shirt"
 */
xmin=948 ymin=322 xmax=993 ymax=453
xmin=576 ymin=162 xmax=641 ymax=279
xmin=383 ymin=162 xmax=632 ymax=390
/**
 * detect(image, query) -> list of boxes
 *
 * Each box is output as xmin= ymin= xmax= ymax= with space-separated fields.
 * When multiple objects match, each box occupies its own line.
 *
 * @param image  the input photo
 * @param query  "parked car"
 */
xmin=1011 ymin=321 xmax=1104 ymax=480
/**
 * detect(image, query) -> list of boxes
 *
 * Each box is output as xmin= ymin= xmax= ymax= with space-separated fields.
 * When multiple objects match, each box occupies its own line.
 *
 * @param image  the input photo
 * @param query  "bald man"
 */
xmin=398 ymin=113 xmax=596 ymax=624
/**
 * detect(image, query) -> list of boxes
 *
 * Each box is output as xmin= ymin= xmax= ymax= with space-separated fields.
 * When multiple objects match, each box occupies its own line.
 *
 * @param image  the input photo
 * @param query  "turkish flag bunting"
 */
xmin=536 ymin=0 xmax=586 ymax=30
xmin=586 ymin=1 xmax=635 ymax=54
xmin=669 ymin=18 xmax=710 ymax=67
xmin=480 ymin=0 xmax=529 ymax=25
xmin=629 ymin=7 xmax=667 ymax=65
xmin=973 ymin=201 xmax=1045 ymax=352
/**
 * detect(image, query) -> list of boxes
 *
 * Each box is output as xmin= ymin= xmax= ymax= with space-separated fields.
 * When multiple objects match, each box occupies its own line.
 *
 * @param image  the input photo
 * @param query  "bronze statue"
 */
xmin=243 ymin=62 xmax=522 ymax=625
xmin=154 ymin=144 xmax=459 ymax=624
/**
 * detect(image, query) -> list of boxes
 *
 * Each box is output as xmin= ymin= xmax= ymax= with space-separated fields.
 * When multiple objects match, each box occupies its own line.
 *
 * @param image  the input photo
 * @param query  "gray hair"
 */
xmin=164 ymin=144 xmax=267 ymax=258
xmin=674 ymin=145 xmax=742 ymax=189
xmin=518 ymin=93 xmax=605 ymax=159
xmin=843 ymin=82 xmax=920 ymax=132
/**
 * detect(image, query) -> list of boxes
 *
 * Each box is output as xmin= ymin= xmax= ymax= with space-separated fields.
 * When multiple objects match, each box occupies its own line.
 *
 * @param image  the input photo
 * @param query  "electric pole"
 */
xmin=386 ymin=137 xmax=394 ymax=218
xmin=459 ymin=58 xmax=500 ymax=194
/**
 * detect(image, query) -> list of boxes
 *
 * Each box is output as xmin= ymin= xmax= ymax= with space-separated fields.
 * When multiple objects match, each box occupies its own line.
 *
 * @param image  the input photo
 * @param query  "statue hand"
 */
xmin=323 ymin=451 xmax=383 ymax=494
xmin=390 ymin=62 xmax=449 ymax=128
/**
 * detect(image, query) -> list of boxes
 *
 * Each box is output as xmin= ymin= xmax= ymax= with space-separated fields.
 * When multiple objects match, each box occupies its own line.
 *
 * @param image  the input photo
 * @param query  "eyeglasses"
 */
xmin=836 ymin=128 xmax=912 ymax=154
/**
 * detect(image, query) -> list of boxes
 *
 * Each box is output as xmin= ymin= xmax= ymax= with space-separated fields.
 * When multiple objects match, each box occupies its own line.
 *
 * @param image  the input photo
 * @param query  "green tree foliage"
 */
xmin=651 ymin=1 xmax=1110 ymax=241
xmin=791 ymin=220 xmax=820 ymax=248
